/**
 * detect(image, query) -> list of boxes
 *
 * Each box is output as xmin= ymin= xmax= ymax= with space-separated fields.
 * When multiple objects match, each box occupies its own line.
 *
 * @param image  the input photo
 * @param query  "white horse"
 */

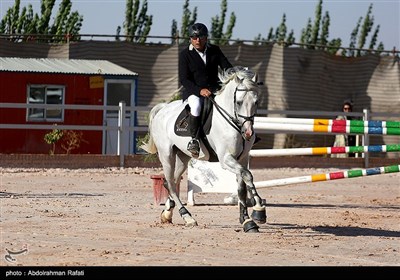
xmin=141 ymin=66 xmax=266 ymax=232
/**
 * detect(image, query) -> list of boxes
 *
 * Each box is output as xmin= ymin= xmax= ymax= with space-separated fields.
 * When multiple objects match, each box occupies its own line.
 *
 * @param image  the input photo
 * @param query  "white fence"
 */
xmin=1 ymin=102 xmax=399 ymax=168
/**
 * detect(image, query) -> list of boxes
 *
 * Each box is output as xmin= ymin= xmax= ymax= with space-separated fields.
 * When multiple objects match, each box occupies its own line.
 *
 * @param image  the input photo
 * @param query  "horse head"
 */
xmin=216 ymin=66 xmax=261 ymax=141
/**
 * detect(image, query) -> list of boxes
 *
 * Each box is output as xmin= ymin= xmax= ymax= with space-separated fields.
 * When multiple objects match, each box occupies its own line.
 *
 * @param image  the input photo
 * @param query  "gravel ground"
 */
xmin=1 ymin=166 xmax=399 ymax=268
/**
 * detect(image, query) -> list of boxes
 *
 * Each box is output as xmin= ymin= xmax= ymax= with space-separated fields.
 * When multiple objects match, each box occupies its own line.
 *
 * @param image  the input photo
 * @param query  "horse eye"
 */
xmin=236 ymin=101 xmax=243 ymax=106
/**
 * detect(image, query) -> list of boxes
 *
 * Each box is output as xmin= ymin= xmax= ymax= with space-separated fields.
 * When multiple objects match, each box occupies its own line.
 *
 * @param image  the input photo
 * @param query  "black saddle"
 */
xmin=174 ymin=97 xmax=218 ymax=162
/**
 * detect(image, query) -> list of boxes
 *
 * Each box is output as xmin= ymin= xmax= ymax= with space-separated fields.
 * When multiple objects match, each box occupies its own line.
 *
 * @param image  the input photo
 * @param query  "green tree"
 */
xmin=346 ymin=4 xmax=384 ymax=57
xmin=116 ymin=0 xmax=153 ymax=43
xmin=357 ymin=3 xmax=374 ymax=55
xmin=369 ymin=26 xmax=384 ymax=54
xmin=300 ymin=18 xmax=312 ymax=47
xmin=348 ymin=17 xmax=362 ymax=56
xmin=326 ymin=38 xmax=342 ymax=55
xmin=356 ymin=4 xmax=384 ymax=56
xmin=266 ymin=28 xmax=274 ymax=42
xmin=276 ymin=14 xmax=294 ymax=46
xmin=319 ymin=12 xmax=329 ymax=47
xmin=254 ymin=14 xmax=294 ymax=46
xmin=300 ymin=0 xmax=341 ymax=54
xmin=210 ymin=0 xmax=236 ymax=45
xmin=310 ymin=0 xmax=323 ymax=49
xmin=319 ymin=12 xmax=340 ymax=55
xmin=170 ymin=0 xmax=235 ymax=45
xmin=300 ymin=0 xmax=325 ymax=49
xmin=170 ymin=0 xmax=197 ymax=44
xmin=0 ymin=0 xmax=83 ymax=42
xmin=44 ymin=127 xmax=63 ymax=155
xmin=49 ymin=0 xmax=82 ymax=40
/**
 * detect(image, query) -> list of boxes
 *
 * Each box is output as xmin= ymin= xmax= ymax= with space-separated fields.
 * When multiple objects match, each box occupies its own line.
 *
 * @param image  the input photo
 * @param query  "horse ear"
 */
xmin=252 ymin=73 xmax=258 ymax=83
xmin=252 ymin=73 xmax=264 ymax=85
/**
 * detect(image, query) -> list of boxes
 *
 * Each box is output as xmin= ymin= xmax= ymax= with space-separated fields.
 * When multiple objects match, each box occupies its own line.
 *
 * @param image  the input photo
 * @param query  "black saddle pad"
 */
xmin=173 ymin=98 xmax=218 ymax=162
xmin=174 ymin=105 xmax=191 ymax=137
xmin=174 ymin=99 xmax=214 ymax=137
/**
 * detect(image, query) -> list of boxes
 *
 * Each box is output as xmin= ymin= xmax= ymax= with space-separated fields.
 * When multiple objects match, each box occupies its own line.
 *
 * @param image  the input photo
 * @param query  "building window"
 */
xmin=27 ymin=85 xmax=64 ymax=121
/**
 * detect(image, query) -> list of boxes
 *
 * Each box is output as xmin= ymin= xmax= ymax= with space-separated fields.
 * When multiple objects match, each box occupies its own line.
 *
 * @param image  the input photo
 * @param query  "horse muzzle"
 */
xmin=242 ymin=125 xmax=254 ymax=141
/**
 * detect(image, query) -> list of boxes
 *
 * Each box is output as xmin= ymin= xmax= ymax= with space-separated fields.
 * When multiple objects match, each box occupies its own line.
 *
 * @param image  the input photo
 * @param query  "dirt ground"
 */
xmin=1 ymin=166 xmax=399 ymax=268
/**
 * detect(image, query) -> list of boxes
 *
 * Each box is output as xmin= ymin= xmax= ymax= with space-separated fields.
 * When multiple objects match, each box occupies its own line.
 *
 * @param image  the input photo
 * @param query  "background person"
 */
xmin=331 ymin=101 xmax=357 ymax=158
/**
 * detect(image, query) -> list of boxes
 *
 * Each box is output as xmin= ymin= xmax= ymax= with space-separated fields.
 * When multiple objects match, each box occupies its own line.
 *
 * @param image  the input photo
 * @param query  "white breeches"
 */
xmin=187 ymin=95 xmax=202 ymax=117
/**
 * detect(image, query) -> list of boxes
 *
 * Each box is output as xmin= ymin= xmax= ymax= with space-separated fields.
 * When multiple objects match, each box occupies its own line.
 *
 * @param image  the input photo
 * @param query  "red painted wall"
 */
xmin=0 ymin=72 xmax=104 ymax=154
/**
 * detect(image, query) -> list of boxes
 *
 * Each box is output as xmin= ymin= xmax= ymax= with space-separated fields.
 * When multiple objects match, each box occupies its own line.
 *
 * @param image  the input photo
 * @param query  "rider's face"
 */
xmin=190 ymin=35 xmax=207 ymax=51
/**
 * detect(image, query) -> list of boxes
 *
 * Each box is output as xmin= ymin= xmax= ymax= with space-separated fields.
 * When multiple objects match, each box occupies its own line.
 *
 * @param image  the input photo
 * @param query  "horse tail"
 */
xmin=140 ymin=103 xmax=166 ymax=154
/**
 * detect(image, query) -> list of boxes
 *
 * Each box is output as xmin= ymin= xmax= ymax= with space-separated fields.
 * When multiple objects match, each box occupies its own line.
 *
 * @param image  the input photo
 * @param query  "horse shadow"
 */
xmin=193 ymin=202 xmax=400 ymax=237
xmin=267 ymin=202 xmax=400 ymax=211
xmin=263 ymin=202 xmax=400 ymax=237
xmin=266 ymin=223 xmax=400 ymax=238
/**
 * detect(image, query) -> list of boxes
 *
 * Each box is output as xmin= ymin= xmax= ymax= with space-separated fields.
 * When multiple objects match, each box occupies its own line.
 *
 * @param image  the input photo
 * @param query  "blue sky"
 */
xmin=1 ymin=0 xmax=399 ymax=51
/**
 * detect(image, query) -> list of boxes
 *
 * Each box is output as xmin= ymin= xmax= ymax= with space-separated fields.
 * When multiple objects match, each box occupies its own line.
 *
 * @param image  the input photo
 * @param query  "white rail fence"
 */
xmin=1 ymin=102 xmax=399 ymax=168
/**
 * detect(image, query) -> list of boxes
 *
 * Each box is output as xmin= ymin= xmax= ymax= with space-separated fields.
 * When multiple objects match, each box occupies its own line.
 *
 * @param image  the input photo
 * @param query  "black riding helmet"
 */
xmin=189 ymin=23 xmax=208 ymax=37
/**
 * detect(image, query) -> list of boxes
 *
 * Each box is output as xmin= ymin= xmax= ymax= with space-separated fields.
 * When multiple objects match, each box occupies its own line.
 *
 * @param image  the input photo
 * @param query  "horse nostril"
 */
xmin=243 ymin=129 xmax=253 ymax=140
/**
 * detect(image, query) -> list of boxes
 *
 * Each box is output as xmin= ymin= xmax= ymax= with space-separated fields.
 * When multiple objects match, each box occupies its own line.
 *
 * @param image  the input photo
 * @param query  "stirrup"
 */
xmin=187 ymin=139 xmax=200 ymax=156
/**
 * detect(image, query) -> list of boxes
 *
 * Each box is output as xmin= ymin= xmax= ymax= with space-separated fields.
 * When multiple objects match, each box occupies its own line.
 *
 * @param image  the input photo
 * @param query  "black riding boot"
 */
xmin=187 ymin=114 xmax=201 ymax=156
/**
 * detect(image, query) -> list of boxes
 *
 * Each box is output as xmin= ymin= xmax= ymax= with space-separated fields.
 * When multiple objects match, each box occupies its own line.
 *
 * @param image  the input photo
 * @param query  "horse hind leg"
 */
xmin=160 ymin=152 xmax=198 ymax=227
xmin=160 ymin=171 xmax=177 ymax=224
xmin=175 ymin=151 xmax=198 ymax=227
xmin=161 ymin=180 xmax=197 ymax=227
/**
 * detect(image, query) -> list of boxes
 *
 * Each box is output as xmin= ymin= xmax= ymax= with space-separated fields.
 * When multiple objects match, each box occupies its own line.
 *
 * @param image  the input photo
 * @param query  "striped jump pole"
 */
xmin=249 ymin=144 xmax=400 ymax=157
xmin=255 ymin=117 xmax=400 ymax=128
xmin=253 ymin=122 xmax=400 ymax=135
xmin=254 ymin=164 xmax=400 ymax=189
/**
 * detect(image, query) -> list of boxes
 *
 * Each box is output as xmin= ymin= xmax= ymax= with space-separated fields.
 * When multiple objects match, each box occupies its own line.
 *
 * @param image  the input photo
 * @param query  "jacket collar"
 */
xmin=189 ymin=43 xmax=209 ymax=53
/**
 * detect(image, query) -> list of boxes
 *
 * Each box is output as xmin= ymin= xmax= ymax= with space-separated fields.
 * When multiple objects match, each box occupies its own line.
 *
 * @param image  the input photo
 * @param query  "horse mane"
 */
xmin=216 ymin=66 xmax=259 ymax=95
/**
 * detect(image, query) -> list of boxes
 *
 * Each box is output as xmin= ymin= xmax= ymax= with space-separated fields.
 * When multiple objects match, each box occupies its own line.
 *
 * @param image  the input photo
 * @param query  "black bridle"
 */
xmin=207 ymin=83 xmax=257 ymax=141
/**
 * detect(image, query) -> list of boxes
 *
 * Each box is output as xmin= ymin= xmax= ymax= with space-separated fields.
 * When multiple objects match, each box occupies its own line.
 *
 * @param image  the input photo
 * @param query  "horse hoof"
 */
xmin=161 ymin=210 xmax=173 ymax=224
xmin=251 ymin=207 xmax=267 ymax=224
xmin=183 ymin=216 xmax=198 ymax=227
xmin=185 ymin=220 xmax=198 ymax=227
xmin=243 ymin=219 xmax=259 ymax=233
xmin=161 ymin=217 xmax=172 ymax=224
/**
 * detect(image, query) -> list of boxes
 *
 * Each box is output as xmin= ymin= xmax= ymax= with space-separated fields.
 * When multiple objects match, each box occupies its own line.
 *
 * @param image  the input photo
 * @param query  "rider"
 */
xmin=179 ymin=22 xmax=233 ymax=157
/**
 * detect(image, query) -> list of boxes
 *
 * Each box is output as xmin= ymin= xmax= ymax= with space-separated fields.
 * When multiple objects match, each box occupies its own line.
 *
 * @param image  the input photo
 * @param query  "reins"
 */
xmin=206 ymin=92 xmax=242 ymax=135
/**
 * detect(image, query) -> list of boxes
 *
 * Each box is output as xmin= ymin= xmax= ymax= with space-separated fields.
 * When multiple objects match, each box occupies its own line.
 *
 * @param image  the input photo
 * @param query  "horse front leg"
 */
xmin=222 ymin=154 xmax=267 ymax=231
xmin=239 ymin=169 xmax=267 ymax=224
xmin=237 ymin=179 xmax=259 ymax=233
